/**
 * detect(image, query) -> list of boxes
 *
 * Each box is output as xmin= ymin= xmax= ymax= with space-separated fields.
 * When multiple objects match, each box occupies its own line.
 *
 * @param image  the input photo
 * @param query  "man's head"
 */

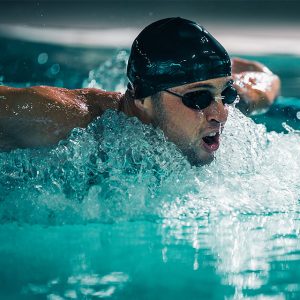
xmin=126 ymin=17 xmax=236 ymax=165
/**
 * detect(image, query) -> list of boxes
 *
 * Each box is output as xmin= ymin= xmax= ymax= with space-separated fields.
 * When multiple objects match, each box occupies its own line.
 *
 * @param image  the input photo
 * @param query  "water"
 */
xmin=0 ymin=38 xmax=300 ymax=300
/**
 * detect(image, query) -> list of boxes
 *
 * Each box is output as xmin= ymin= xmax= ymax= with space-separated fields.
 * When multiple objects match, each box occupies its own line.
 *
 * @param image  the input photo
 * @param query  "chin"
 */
xmin=185 ymin=149 xmax=215 ymax=166
xmin=192 ymin=156 xmax=214 ymax=166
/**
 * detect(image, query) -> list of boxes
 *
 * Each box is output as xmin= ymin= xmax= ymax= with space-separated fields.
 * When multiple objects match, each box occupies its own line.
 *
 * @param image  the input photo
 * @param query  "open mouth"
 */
xmin=201 ymin=132 xmax=220 ymax=152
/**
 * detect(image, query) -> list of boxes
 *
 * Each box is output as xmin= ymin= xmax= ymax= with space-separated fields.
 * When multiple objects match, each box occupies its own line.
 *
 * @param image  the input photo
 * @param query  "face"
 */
xmin=150 ymin=77 xmax=233 ymax=165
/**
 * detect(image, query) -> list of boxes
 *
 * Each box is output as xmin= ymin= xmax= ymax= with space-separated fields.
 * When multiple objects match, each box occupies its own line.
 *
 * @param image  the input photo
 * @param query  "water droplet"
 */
xmin=38 ymin=53 xmax=48 ymax=65
xmin=49 ymin=64 xmax=60 ymax=75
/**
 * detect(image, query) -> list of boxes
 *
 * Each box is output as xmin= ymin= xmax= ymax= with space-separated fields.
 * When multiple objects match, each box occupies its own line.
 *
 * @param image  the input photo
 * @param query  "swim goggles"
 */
xmin=164 ymin=85 xmax=239 ymax=110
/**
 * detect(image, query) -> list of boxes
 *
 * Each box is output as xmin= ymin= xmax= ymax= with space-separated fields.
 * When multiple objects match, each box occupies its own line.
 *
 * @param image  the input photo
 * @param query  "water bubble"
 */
xmin=49 ymin=64 xmax=60 ymax=75
xmin=297 ymin=111 xmax=300 ymax=120
xmin=64 ymin=290 xmax=77 ymax=299
xmin=93 ymin=287 xmax=115 ymax=298
xmin=282 ymin=122 xmax=296 ymax=133
xmin=37 ymin=52 xmax=48 ymax=64
xmin=47 ymin=294 xmax=64 ymax=300
xmin=27 ymin=283 xmax=49 ymax=294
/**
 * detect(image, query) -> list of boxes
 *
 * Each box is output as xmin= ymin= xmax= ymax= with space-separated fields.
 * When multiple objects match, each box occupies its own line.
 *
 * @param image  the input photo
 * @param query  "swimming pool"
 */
xmin=0 ymin=37 xmax=300 ymax=300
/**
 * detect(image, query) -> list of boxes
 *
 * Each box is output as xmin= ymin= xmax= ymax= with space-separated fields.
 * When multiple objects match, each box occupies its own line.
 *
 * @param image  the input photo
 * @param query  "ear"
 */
xmin=134 ymin=97 xmax=153 ymax=113
xmin=134 ymin=97 xmax=154 ymax=122
xmin=134 ymin=99 xmax=147 ymax=111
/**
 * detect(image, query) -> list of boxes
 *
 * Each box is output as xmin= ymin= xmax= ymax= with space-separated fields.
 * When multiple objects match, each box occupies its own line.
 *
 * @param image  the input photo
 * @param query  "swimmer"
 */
xmin=0 ymin=17 xmax=280 ymax=165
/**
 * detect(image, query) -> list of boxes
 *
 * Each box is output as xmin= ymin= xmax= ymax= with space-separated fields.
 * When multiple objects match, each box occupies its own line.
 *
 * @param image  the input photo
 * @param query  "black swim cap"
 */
xmin=127 ymin=17 xmax=231 ymax=99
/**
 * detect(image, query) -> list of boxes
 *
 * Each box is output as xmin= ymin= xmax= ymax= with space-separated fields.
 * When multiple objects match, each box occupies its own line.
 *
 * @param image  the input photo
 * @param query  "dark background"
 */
xmin=0 ymin=0 xmax=300 ymax=29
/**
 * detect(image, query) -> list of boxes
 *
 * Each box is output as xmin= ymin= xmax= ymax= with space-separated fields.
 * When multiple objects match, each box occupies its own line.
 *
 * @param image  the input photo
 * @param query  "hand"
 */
xmin=231 ymin=57 xmax=281 ymax=115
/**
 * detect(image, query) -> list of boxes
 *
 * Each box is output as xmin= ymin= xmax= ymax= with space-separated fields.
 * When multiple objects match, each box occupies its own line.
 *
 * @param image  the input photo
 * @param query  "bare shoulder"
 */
xmin=77 ymin=88 xmax=123 ymax=114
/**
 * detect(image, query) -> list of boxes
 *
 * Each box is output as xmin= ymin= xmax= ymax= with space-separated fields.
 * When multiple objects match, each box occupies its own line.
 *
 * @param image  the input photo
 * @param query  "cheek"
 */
xmin=164 ymin=103 xmax=206 ymax=140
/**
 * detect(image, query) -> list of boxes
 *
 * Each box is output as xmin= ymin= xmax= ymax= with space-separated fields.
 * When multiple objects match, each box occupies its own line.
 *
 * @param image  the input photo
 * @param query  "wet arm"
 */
xmin=232 ymin=57 xmax=281 ymax=115
xmin=0 ymin=86 xmax=97 ymax=150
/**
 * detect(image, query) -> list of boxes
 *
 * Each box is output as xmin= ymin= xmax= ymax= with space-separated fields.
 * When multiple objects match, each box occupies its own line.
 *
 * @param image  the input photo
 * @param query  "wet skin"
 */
xmin=132 ymin=77 xmax=231 ymax=165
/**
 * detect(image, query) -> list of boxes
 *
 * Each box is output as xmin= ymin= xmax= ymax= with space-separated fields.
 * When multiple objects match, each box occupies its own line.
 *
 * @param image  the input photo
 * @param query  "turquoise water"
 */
xmin=0 ymin=40 xmax=300 ymax=299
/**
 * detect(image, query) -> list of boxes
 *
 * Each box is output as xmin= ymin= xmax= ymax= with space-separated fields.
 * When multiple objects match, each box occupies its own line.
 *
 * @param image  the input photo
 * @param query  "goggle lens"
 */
xmin=181 ymin=86 xmax=238 ymax=110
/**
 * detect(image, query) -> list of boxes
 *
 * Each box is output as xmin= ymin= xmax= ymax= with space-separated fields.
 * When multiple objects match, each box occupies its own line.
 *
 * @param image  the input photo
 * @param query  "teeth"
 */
xmin=208 ymin=132 xmax=217 ymax=137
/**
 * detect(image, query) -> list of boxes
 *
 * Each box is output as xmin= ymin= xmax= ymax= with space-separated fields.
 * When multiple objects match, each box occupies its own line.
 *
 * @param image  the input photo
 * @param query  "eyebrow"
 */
xmin=191 ymin=83 xmax=216 ymax=90
xmin=191 ymin=80 xmax=233 ymax=90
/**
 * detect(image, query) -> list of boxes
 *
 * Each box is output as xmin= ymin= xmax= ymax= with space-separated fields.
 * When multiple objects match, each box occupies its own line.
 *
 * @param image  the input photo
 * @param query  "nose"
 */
xmin=205 ymin=98 xmax=228 ymax=125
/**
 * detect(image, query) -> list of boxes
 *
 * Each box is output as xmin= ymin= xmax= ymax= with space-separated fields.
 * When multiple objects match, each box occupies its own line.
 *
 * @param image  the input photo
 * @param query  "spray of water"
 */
xmin=0 ymin=103 xmax=299 ymax=225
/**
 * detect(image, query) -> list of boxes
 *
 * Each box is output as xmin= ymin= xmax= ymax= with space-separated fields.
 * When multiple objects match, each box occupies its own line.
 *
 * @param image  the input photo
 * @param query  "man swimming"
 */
xmin=0 ymin=17 xmax=280 ymax=165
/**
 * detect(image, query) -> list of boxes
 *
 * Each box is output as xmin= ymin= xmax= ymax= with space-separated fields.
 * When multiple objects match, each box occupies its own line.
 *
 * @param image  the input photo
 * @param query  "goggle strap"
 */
xmin=164 ymin=89 xmax=183 ymax=98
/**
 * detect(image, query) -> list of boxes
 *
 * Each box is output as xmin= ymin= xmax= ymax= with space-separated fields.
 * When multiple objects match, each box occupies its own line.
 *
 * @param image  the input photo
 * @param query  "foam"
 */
xmin=0 ymin=106 xmax=299 ymax=225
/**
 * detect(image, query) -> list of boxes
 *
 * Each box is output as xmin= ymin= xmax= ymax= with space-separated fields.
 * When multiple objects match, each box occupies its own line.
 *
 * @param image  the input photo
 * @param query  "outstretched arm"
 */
xmin=232 ymin=57 xmax=281 ymax=115
xmin=0 ymin=86 xmax=112 ymax=150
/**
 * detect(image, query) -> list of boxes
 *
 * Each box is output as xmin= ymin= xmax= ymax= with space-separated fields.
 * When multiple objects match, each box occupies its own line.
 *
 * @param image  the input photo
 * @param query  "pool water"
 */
xmin=0 ymin=38 xmax=300 ymax=300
